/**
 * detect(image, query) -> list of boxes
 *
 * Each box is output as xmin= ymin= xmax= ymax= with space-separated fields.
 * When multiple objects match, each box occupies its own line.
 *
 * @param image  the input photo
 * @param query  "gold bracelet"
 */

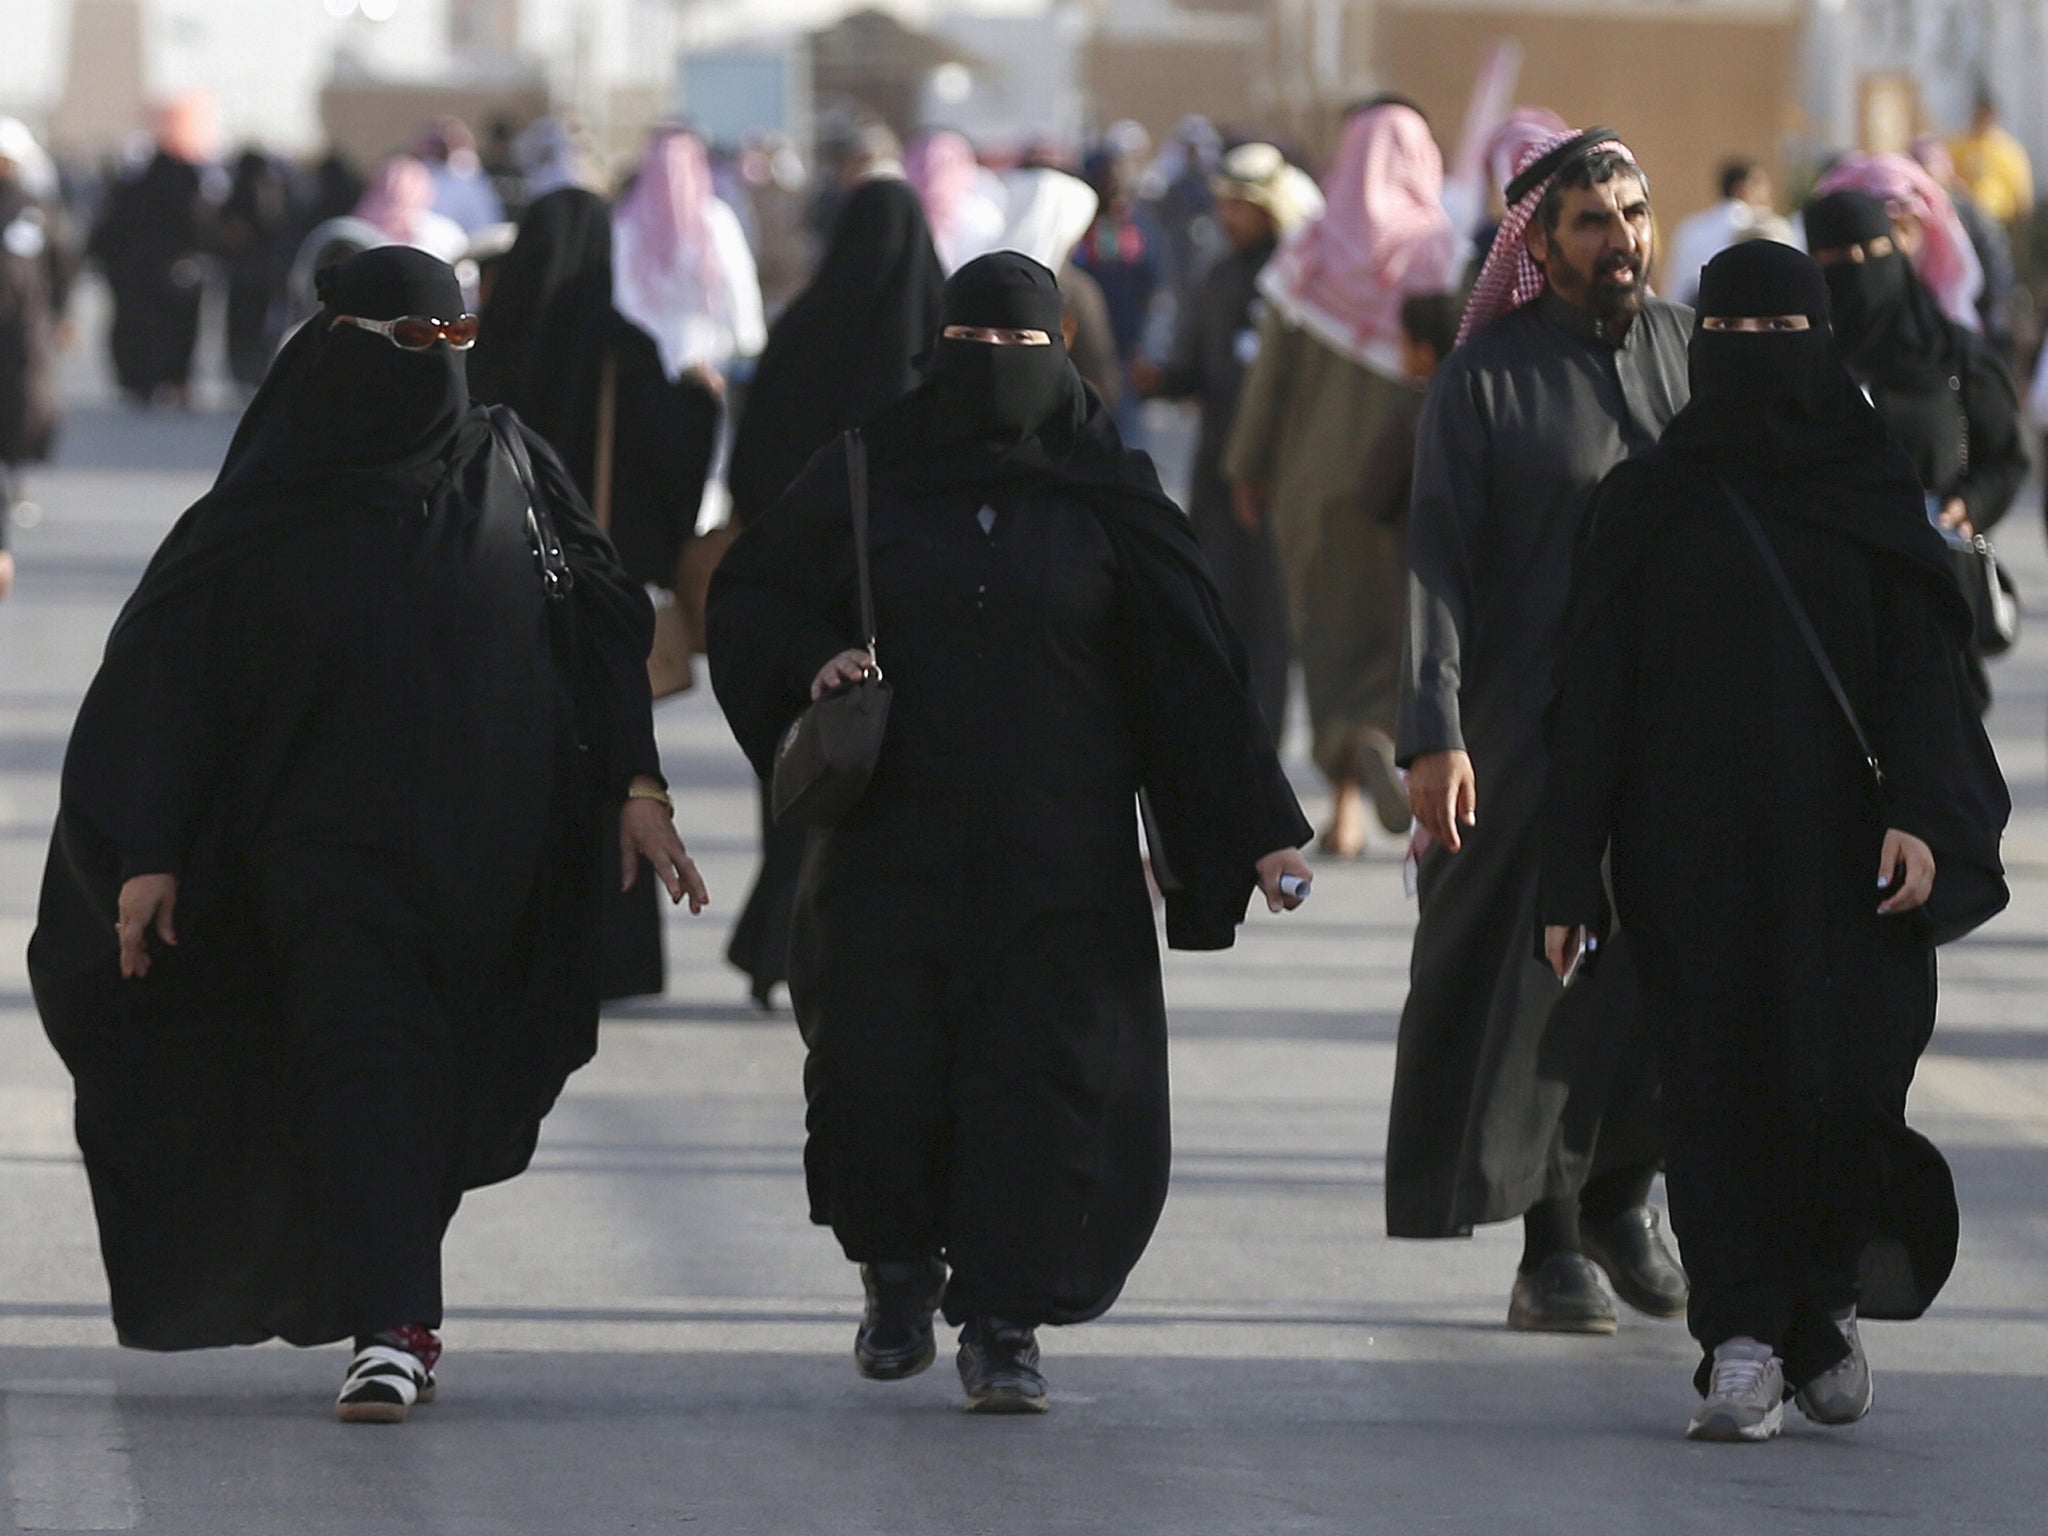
xmin=627 ymin=784 xmax=675 ymax=815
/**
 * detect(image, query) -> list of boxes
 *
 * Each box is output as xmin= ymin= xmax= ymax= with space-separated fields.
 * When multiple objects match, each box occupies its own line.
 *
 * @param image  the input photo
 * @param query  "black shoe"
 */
xmin=1581 ymin=1205 xmax=1689 ymax=1318
xmin=854 ymin=1259 xmax=946 ymax=1380
xmin=956 ymin=1317 xmax=1049 ymax=1414
xmin=1508 ymin=1253 xmax=1619 ymax=1335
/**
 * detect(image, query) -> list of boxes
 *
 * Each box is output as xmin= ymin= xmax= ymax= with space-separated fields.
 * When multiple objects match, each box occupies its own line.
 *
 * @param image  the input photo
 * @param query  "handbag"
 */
xmin=1947 ymin=529 xmax=2019 ymax=657
xmin=591 ymin=347 xmax=695 ymax=699
xmin=770 ymin=431 xmax=892 ymax=827
xmin=1724 ymin=479 xmax=2007 ymax=944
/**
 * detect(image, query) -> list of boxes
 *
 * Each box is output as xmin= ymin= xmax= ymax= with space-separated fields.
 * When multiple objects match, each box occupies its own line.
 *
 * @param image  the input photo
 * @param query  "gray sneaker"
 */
xmin=1795 ymin=1310 xmax=1874 ymax=1425
xmin=1686 ymin=1340 xmax=1785 ymax=1443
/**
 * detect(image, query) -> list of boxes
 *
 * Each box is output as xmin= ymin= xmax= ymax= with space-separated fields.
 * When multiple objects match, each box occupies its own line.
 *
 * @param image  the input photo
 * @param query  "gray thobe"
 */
xmin=1387 ymin=289 xmax=1691 ymax=1239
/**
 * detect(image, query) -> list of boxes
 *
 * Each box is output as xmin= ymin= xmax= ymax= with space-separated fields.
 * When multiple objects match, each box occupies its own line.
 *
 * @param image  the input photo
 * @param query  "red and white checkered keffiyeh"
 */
xmin=1456 ymin=129 xmax=1638 ymax=347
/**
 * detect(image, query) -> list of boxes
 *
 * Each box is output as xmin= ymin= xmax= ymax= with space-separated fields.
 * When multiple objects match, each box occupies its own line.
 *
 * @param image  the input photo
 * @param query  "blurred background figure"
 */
xmin=905 ymin=129 xmax=1005 ymax=273
xmin=1803 ymin=188 xmax=2026 ymax=714
xmin=353 ymin=156 xmax=468 ymax=265
xmin=999 ymin=163 xmax=1119 ymax=412
xmin=470 ymin=126 xmax=762 ymax=1001
xmin=1665 ymin=159 xmax=1794 ymax=307
xmin=1144 ymin=114 xmax=1225 ymax=325
xmin=89 ymin=93 xmax=216 ymax=409
xmin=1948 ymin=92 xmax=2033 ymax=232
xmin=724 ymin=176 xmax=944 ymax=1008
xmin=1909 ymin=135 xmax=2017 ymax=362
xmin=1226 ymin=102 xmax=1463 ymax=857
xmin=415 ymin=116 xmax=506 ymax=235
xmin=1073 ymin=144 xmax=1163 ymax=445
xmin=1135 ymin=142 xmax=1323 ymax=744
xmin=0 ymin=115 xmax=79 ymax=600
xmin=1813 ymin=152 xmax=1984 ymax=331
xmin=511 ymin=116 xmax=605 ymax=209
xmin=736 ymin=134 xmax=812 ymax=319
xmin=215 ymin=148 xmax=293 ymax=393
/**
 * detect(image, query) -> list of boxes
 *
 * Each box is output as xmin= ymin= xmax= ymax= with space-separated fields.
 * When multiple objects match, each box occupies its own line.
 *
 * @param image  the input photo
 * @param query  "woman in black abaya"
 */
xmin=709 ymin=253 xmax=1314 ymax=1413
xmin=1802 ymin=190 xmax=2026 ymax=712
xmin=722 ymin=176 xmax=946 ymax=1005
xmin=29 ymin=247 xmax=709 ymax=1423
xmin=472 ymin=156 xmax=762 ymax=1000
xmin=1540 ymin=242 xmax=2007 ymax=1443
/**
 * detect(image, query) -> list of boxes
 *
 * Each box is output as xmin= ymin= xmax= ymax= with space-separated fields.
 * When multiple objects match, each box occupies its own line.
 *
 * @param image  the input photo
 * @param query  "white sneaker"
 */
xmin=1686 ymin=1339 xmax=1785 ymax=1443
xmin=1795 ymin=1310 xmax=1873 ymax=1425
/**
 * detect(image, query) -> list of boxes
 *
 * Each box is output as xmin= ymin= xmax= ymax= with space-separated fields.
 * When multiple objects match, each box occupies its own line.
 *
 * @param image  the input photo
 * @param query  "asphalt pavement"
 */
xmin=0 ymin=293 xmax=2044 ymax=1533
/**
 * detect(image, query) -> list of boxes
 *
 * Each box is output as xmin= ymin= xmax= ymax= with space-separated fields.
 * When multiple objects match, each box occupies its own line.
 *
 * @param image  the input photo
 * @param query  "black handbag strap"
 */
xmin=845 ymin=429 xmax=879 ymax=668
xmin=1721 ymin=477 xmax=1884 ymax=787
xmin=488 ymin=405 xmax=574 ymax=602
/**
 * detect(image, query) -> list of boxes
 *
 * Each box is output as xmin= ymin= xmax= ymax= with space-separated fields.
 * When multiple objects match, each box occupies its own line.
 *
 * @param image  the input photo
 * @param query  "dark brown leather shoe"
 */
xmin=1581 ymin=1205 xmax=1689 ymax=1318
xmin=1508 ymin=1253 xmax=1619 ymax=1334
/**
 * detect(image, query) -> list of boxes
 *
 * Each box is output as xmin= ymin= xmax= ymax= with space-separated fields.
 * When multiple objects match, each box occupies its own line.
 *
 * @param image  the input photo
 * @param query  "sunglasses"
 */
xmin=329 ymin=312 xmax=480 ymax=351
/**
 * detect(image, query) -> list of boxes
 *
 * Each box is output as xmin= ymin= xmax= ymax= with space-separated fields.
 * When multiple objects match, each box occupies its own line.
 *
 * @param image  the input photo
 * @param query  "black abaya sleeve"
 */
xmin=66 ymin=578 xmax=235 ymax=882
xmin=1536 ymin=474 xmax=1644 ymax=939
xmin=1095 ymin=474 xmax=1313 ymax=949
xmin=706 ymin=447 xmax=865 ymax=778
xmin=522 ymin=424 xmax=662 ymax=795
xmin=1954 ymin=342 xmax=2027 ymax=533
xmin=1867 ymin=556 xmax=2010 ymax=895
xmin=1398 ymin=356 xmax=1485 ymax=766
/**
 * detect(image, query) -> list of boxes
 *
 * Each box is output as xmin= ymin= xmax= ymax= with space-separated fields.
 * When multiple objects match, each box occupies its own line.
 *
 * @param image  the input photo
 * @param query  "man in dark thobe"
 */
xmin=1390 ymin=126 xmax=1691 ymax=1332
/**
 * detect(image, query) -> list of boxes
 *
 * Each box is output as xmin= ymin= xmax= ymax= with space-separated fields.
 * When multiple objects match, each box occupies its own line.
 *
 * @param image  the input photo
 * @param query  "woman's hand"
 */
xmin=621 ymin=780 xmax=710 ymax=913
xmin=811 ymin=648 xmax=874 ymax=700
xmin=1255 ymin=847 xmax=1314 ymax=913
xmin=1407 ymin=750 xmax=1477 ymax=852
xmin=1937 ymin=497 xmax=1974 ymax=539
xmin=117 ymin=873 xmax=179 ymax=979
xmin=1543 ymin=924 xmax=1587 ymax=980
xmin=1877 ymin=828 xmax=1936 ymax=915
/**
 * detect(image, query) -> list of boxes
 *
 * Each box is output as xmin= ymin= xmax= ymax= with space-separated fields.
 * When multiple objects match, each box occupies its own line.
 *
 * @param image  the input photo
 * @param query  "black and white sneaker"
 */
xmin=335 ymin=1330 xmax=440 ymax=1424
xmin=855 ymin=1259 xmax=947 ymax=1381
xmin=956 ymin=1317 xmax=1049 ymax=1415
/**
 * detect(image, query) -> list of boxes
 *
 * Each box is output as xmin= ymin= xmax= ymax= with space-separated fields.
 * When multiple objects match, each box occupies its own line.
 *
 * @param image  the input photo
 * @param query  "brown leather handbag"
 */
xmin=770 ymin=431 xmax=891 ymax=826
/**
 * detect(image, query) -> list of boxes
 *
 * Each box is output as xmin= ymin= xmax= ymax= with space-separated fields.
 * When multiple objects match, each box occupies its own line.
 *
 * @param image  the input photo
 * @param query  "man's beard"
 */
xmin=1549 ymin=249 xmax=1647 ymax=326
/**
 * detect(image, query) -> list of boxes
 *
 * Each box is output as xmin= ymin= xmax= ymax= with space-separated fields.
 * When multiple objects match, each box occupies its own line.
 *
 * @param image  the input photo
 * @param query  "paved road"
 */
xmin=0 ymin=298 xmax=2045 ymax=1533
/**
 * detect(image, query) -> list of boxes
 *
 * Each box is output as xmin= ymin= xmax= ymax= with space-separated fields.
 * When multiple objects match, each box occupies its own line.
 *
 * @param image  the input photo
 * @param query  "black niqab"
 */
xmin=1803 ymin=190 xmax=1964 ymax=392
xmin=726 ymin=178 xmax=946 ymax=523
xmin=216 ymin=245 xmax=480 ymax=501
xmin=870 ymin=252 xmax=1090 ymax=486
xmin=1652 ymin=240 xmax=1949 ymax=590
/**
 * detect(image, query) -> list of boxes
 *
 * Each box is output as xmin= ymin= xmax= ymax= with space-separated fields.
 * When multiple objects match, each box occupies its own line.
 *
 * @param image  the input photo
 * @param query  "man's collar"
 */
xmin=1535 ymin=286 xmax=1611 ymax=345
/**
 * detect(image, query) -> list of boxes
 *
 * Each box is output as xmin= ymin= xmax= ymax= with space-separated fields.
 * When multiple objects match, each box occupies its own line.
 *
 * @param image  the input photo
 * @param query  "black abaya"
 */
xmin=709 ymin=299 xmax=1310 ymax=1320
xmin=1541 ymin=240 xmax=2009 ymax=1383
xmin=90 ymin=152 xmax=207 ymax=398
xmin=29 ymin=250 xmax=659 ymax=1349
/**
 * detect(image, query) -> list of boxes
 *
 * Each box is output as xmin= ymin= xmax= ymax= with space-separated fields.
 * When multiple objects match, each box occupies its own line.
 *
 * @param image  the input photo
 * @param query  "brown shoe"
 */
xmin=1508 ymin=1254 xmax=1619 ymax=1335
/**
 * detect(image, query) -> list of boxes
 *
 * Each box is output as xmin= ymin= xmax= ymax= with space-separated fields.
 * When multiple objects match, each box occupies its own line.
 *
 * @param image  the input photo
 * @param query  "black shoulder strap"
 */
xmin=1721 ymin=477 xmax=1884 ymax=787
xmin=845 ymin=429 xmax=877 ymax=665
xmin=489 ymin=404 xmax=574 ymax=601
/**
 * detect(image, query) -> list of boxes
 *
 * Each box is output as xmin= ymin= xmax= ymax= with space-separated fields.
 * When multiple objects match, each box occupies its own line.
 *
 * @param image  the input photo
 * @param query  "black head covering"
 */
xmin=1661 ymin=241 xmax=1892 ymax=472
xmin=215 ymin=244 xmax=482 ymax=501
xmin=726 ymin=177 xmax=946 ymax=523
xmin=1653 ymin=240 xmax=1942 ymax=580
xmin=467 ymin=186 xmax=613 ymax=480
xmin=909 ymin=253 xmax=1086 ymax=470
xmin=1803 ymin=189 xmax=1964 ymax=391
